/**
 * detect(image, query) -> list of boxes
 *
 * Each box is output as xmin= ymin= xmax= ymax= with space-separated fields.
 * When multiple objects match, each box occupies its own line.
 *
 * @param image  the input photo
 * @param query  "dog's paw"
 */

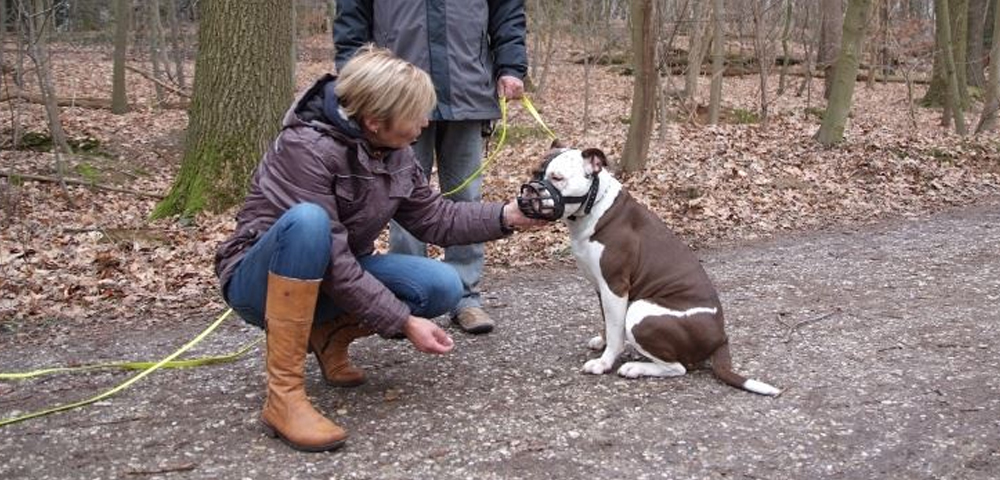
xmin=582 ymin=357 xmax=614 ymax=375
xmin=617 ymin=362 xmax=654 ymax=378
xmin=617 ymin=361 xmax=687 ymax=379
xmin=586 ymin=335 xmax=606 ymax=351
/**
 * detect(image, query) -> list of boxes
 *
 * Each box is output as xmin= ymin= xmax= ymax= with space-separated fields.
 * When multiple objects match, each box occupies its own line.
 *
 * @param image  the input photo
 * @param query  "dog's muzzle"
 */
xmin=517 ymin=176 xmax=600 ymax=221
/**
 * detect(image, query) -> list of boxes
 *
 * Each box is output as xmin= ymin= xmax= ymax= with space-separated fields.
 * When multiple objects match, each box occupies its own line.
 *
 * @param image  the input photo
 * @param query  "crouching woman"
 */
xmin=214 ymin=46 xmax=543 ymax=452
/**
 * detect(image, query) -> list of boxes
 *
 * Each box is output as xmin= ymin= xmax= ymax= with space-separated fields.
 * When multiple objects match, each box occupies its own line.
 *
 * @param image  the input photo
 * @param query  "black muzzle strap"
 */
xmin=516 ymin=175 xmax=599 ymax=221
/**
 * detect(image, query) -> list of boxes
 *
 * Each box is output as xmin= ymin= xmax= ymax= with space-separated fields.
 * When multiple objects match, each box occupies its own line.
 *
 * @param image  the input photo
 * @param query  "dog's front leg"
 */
xmin=583 ymin=287 xmax=628 ymax=375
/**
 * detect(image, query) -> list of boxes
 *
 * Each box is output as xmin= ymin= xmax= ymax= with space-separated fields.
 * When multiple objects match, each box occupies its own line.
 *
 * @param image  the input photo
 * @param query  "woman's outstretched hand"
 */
xmin=403 ymin=316 xmax=455 ymax=354
xmin=503 ymin=201 xmax=550 ymax=230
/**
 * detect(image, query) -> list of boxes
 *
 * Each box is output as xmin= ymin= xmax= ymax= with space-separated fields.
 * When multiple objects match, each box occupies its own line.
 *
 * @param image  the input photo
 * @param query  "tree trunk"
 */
xmin=165 ymin=0 xmax=186 ymax=89
xmin=684 ymin=0 xmax=707 ymax=106
xmin=23 ymin=0 xmax=73 ymax=204
xmin=778 ymin=0 xmax=793 ymax=96
xmin=819 ymin=0 xmax=844 ymax=100
xmin=147 ymin=0 xmax=166 ymax=105
xmin=937 ymin=0 xmax=969 ymax=134
xmin=290 ymin=0 xmax=298 ymax=85
xmin=709 ymin=0 xmax=724 ymax=124
xmin=25 ymin=0 xmax=71 ymax=155
xmin=975 ymin=0 xmax=1000 ymax=132
xmin=924 ymin=0 xmax=969 ymax=107
xmin=967 ymin=0 xmax=989 ymax=88
xmin=112 ymin=0 xmax=129 ymax=114
xmin=815 ymin=0 xmax=873 ymax=145
xmin=622 ymin=0 xmax=657 ymax=173
xmin=152 ymin=0 xmax=295 ymax=218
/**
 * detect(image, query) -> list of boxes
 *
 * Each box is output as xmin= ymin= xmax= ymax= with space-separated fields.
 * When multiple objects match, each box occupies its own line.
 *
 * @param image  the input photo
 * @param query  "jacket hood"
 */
xmin=291 ymin=74 xmax=365 ymax=140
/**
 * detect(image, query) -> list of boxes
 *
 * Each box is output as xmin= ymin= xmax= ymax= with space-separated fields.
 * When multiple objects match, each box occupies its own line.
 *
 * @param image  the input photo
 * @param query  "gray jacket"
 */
xmin=215 ymin=75 xmax=509 ymax=336
xmin=334 ymin=0 xmax=527 ymax=121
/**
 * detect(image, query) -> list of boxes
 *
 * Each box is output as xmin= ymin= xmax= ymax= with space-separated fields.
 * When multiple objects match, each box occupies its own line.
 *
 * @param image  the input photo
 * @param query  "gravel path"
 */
xmin=1 ymin=202 xmax=998 ymax=480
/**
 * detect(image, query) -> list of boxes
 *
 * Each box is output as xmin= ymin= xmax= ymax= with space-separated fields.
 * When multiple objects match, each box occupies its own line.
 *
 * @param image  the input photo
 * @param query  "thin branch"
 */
xmin=125 ymin=64 xmax=191 ymax=98
xmin=0 ymin=171 xmax=164 ymax=199
xmin=782 ymin=308 xmax=842 ymax=343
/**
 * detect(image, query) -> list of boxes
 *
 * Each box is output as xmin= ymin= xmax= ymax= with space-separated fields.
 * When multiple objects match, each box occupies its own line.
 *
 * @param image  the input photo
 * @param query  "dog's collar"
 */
xmin=567 ymin=174 xmax=600 ymax=221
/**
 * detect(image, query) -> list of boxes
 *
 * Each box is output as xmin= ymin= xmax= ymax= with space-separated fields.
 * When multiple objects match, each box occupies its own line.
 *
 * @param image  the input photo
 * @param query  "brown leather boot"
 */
xmin=309 ymin=316 xmax=374 ymax=387
xmin=260 ymin=272 xmax=347 ymax=452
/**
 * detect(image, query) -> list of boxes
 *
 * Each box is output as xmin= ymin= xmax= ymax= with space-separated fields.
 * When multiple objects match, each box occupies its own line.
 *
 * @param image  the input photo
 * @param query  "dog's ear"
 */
xmin=581 ymin=148 xmax=608 ymax=174
xmin=550 ymin=138 xmax=566 ymax=149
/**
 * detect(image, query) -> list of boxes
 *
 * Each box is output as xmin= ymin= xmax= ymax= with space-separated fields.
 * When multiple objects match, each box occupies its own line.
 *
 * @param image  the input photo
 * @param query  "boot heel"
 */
xmin=261 ymin=420 xmax=278 ymax=438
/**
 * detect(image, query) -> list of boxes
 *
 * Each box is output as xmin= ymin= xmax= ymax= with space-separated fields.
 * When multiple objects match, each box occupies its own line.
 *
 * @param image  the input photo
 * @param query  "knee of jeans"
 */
xmin=285 ymin=203 xmax=330 ymax=236
xmin=422 ymin=267 xmax=463 ymax=317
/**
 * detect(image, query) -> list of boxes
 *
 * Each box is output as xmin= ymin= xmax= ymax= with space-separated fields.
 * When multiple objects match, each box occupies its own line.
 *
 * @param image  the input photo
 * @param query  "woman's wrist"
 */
xmin=499 ymin=204 xmax=515 ymax=234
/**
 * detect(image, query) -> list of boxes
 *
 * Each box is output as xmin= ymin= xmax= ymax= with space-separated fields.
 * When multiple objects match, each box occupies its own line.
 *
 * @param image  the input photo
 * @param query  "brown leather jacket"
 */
xmin=215 ymin=75 xmax=507 ymax=336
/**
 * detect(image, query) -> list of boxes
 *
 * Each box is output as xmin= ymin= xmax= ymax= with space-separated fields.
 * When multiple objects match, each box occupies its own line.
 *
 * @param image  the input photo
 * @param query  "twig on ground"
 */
xmin=0 ymin=171 xmax=163 ymax=200
xmin=126 ymin=463 xmax=197 ymax=475
xmin=782 ymin=308 xmax=842 ymax=343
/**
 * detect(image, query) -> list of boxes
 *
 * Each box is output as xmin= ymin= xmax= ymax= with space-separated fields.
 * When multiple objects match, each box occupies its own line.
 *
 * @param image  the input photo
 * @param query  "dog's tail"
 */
xmin=710 ymin=343 xmax=781 ymax=396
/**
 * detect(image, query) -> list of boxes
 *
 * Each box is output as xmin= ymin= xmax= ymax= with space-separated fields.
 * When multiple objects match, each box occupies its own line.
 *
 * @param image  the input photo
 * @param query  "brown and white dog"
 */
xmin=518 ymin=147 xmax=780 ymax=395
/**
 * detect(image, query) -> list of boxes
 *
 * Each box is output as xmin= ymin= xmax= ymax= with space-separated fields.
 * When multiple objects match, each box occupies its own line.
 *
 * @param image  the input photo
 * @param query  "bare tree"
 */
xmin=111 ymin=0 xmax=129 ymax=114
xmin=966 ymin=0 xmax=988 ymax=89
xmin=708 ymin=0 xmax=724 ymax=124
xmin=815 ymin=0 xmax=874 ymax=145
xmin=750 ymin=0 xmax=783 ymax=126
xmin=936 ymin=0 xmax=968 ymax=134
xmin=818 ymin=0 xmax=843 ymax=99
xmin=777 ymin=0 xmax=793 ymax=96
xmin=18 ymin=0 xmax=73 ymax=202
xmin=621 ymin=0 xmax=657 ymax=173
xmin=146 ymin=0 xmax=166 ymax=104
xmin=164 ymin=0 xmax=186 ymax=89
xmin=975 ymin=0 xmax=1000 ymax=132
xmin=684 ymin=0 xmax=709 ymax=106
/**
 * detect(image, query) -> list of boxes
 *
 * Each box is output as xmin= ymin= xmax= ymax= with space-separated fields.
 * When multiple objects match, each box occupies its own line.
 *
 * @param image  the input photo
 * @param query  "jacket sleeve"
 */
xmin=258 ymin=129 xmax=412 ymax=337
xmin=393 ymin=165 xmax=508 ymax=247
xmin=488 ymin=0 xmax=528 ymax=80
xmin=333 ymin=0 xmax=374 ymax=71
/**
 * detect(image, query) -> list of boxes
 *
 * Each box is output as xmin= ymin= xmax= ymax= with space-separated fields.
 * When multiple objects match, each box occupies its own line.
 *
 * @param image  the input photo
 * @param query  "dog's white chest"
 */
xmin=571 ymin=237 xmax=605 ymax=285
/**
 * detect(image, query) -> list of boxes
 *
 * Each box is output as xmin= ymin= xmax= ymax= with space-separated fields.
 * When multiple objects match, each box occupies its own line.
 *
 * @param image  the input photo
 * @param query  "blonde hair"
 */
xmin=335 ymin=45 xmax=436 ymax=125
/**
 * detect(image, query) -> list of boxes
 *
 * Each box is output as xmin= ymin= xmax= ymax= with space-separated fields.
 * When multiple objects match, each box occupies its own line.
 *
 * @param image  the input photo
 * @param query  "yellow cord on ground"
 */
xmin=0 ymin=335 xmax=261 ymax=381
xmin=0 ymin=308 xmax=240 ymax=427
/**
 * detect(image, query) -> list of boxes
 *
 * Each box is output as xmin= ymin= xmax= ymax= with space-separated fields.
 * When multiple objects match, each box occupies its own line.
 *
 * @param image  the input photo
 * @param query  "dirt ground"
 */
xmin=1 ymin=200 xmax=999 ymax=480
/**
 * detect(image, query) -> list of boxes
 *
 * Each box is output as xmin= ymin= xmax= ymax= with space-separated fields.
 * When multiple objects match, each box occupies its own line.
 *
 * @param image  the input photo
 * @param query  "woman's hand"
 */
xmin=503 ymin=201 xmax=551 ymax=230
xmin=403 ymin=316 xmax=455 ymax=354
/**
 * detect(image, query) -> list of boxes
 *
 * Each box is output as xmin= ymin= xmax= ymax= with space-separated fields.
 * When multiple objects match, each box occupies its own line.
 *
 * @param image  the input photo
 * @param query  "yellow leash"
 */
xmin=0 ymin=308 xmax=245 ymax=427
xmin=442 ymin=96 xmax=556 ymax=197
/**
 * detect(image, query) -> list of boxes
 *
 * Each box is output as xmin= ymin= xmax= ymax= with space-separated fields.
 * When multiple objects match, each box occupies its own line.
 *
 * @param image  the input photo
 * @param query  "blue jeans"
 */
xmin=389 ymin=120 xmax=485 ymax=315
xmin=224 ymin=203 xmax=463 ymax=329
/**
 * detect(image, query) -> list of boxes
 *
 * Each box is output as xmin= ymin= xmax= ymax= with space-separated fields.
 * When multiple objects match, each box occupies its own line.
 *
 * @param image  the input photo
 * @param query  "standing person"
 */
xmin=334 ymin=0 xmax=528 ymax=334
xmin=215 ymin=47 xmax=544 ymax=452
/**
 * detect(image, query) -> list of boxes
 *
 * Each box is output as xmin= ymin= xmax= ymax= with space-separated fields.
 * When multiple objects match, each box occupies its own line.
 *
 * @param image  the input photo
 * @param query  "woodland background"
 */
xmin=1 ymin=0 xmax=999 ymax=334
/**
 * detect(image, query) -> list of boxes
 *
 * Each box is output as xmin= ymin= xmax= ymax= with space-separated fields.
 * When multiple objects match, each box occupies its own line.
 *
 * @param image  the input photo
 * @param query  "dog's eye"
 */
xmin=550 ymin=173 xmax=565 ymax=182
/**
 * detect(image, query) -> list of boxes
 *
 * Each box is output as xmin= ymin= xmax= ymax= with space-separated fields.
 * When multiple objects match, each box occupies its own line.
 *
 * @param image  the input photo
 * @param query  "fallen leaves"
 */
xmin=1 ymin=36 xmax=999 ymax=334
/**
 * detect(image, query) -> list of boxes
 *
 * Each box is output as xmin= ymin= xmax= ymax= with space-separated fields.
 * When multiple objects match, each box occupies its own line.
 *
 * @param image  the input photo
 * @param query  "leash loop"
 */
xmin=442 ymin=95 xmax=555 ymax=197
xmin=0 ymin=309 xmax=244 ymax=427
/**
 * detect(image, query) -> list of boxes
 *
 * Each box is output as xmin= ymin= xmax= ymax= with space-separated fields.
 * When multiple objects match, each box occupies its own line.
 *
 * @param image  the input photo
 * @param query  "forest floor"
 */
xmin=1 ymin=36 xmax=1000 ymax=478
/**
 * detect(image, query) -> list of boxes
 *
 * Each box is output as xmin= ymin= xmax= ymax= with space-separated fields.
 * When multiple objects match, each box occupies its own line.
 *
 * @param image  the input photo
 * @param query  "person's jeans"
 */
xmin=224 ymin=203 xmax=463 ymax=329
xmin=389 ymin=120 xmax=486 ymax=315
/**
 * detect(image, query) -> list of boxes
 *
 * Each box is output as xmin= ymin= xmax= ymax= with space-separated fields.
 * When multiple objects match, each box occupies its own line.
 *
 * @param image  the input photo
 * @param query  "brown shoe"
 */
xmin=309 ymin=316 xmax=374 ymax=387
xmin=260 ymin=273 xmax=348 ymax=452
xmin=451 ymin=307 xmax=495 ymax=334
